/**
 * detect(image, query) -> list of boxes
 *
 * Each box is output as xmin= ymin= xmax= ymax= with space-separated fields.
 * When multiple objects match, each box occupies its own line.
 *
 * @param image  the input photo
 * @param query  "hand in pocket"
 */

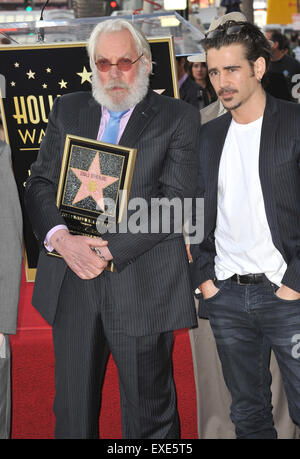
xmin=201 ymin=279 xmax=220 ymax=300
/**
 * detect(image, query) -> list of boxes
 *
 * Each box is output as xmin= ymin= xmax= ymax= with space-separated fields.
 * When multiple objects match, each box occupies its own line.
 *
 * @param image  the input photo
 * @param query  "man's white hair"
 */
xmin=87 ymin=18 xmax=152 ymax=72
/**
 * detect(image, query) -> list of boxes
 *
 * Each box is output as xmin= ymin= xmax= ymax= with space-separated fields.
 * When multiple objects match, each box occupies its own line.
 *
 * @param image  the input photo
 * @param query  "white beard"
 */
xmin=91 ymin=63 xmax=149 ymax=111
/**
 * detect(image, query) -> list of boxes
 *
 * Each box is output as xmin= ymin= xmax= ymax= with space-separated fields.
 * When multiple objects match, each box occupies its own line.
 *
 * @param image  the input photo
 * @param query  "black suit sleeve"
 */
xmin=189 ymin=152 xmax=216 ymax=290
xmin=281 ymin=148 xmax=300 ymax=292
xmin=189 ymin=126 xmax=217 ymax=290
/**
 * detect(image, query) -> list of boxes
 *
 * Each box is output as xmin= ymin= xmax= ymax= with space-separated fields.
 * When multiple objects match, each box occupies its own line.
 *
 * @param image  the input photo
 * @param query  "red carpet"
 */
xmin=10 ymin=265 xmax=197 ymax=439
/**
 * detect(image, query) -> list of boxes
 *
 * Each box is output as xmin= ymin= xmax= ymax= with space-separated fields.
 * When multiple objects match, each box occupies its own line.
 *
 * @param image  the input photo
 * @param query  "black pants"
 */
xmin=52 ymin=268 xmax=180 ymax=439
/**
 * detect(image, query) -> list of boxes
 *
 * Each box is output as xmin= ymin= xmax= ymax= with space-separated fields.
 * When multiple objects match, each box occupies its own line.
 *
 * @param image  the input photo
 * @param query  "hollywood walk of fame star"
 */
xmin=71 ymin=153 xmax=119 ymax=211
xmin=77 ymin=66 xmax=92 ymax=84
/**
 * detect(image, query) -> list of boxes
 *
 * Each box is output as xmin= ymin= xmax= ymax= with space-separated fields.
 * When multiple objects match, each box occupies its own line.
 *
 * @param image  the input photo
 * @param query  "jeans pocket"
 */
xmin=204 ymin=279 xmax=226 ymax=303
xmin=272 ymin=285 xmax=300 ymax=304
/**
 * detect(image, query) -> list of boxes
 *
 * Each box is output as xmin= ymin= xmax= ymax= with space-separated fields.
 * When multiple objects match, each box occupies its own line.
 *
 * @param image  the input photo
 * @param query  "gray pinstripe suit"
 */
xmin=25 ymin=89 xmax=200 ymax=438
xmin=0 ymin=141 xmax=22 ymax=438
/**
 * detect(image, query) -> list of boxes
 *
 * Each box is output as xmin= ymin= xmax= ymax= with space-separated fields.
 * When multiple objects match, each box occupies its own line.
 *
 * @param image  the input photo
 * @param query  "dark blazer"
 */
xmin=25 ymin=89 xmax=200 ymax=336
xmin=179 ymin=75 xmax=200 ymax=109
xmin=191 ymin=93 xmax=300 ymax=297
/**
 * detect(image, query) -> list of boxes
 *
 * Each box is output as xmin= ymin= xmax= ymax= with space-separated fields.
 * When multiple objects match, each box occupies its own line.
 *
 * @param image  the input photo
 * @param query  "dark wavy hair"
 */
xmin=203 ymin=21 xmax=272 ymax=72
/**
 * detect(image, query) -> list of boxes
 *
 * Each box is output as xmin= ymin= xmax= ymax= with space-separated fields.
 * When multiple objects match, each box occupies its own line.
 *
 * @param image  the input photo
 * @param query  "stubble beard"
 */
xmin=219 ymin=89 xmax=241 ymax=112
xmin=223 ymin=100 xmax=242 ymax=111
xmin=92 ymin=63 xmax=150 ymax=111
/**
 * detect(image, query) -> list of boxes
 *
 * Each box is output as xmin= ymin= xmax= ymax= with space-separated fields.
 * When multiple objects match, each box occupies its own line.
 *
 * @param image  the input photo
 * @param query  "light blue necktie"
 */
xmin=101 ymin=110 xmax=129 ymax=145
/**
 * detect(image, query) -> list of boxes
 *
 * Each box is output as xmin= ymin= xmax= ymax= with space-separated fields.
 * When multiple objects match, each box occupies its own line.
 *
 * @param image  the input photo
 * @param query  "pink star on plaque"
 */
xmin=71 ymin=152 xmax=118 ymax=211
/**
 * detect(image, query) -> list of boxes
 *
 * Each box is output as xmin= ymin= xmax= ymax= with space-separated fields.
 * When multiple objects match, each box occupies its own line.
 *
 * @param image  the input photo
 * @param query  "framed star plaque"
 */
xmin=54 ymin=134 xmax=136 ymax=252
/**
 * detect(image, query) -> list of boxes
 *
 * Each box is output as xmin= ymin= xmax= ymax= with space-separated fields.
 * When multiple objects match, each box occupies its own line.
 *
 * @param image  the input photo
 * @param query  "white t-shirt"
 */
xmin=214 ymin=116 xmax=287 ymax=286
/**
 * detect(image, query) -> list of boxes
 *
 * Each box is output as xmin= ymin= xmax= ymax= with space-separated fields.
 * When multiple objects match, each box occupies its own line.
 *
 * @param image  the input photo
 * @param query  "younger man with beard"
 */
xmin=25 ymin=19 xmax=200 ymax=439
xmin=191 ymin=20 xmax=300 ymax=438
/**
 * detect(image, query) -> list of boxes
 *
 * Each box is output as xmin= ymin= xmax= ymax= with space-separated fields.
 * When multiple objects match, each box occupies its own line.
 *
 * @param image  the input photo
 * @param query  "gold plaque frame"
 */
xmin=49 ymin=134 xmax=137 ymax=271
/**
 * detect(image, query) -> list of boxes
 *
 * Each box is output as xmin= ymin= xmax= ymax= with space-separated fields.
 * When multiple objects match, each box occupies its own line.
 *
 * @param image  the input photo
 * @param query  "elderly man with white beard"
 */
xmin=25 ymin=19 xmax=200 ymax=439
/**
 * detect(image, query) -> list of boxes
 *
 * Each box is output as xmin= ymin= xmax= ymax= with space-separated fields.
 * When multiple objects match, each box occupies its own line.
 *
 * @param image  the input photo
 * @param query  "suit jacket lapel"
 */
xmin=119 ymin=90 xmax=157 ymax=148
xmin=78 ymin=96 xmax=102 ymax=140
xmin=206 ymin=112 xmax=232 ymax=228
xmin=259 ymin=94 xmax=278 ymax=188
xmin=207 ymin=111 xmax=232 ymax=175
xmin=259 ymin=94 xmax=282 ymax=252
xmin=202 ymin=112 xmax=232 ymax=232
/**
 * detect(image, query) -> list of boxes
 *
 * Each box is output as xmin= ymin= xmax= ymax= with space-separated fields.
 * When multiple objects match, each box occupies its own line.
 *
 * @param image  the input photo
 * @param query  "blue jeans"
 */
xmin=205 ymin=276 xmax=300 ymax=439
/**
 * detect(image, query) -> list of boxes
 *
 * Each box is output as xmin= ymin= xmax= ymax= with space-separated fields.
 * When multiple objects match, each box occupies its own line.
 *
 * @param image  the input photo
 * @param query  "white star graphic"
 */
xmin=58 ymin=79 xmax=68 ymax=89
xmin=76 ymin=66 xmax=92 ymax=84
xmin=26 ymin=69 xmax=35 ymax=79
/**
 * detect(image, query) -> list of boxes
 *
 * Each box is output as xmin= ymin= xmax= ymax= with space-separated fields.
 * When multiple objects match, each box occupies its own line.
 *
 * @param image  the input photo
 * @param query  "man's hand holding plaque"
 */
xmin=50 ymin=228 xmax=113 ymax=280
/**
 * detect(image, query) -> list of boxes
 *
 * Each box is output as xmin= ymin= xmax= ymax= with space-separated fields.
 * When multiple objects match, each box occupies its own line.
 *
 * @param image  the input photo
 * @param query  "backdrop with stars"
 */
xmin=0 ymin=38 xmax=178 ymax=280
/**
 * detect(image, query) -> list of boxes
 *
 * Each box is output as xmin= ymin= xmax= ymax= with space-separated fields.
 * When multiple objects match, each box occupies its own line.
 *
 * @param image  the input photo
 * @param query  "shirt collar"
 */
xmin=101 ymin=105 xmax=135 ymax=119
xmin=178 ymin=73 xmax=188 ymax=88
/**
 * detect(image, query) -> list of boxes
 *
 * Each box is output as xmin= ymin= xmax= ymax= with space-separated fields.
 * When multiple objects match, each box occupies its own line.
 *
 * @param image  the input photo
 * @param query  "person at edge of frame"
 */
xmin=0 ymin=140 xmax=23 ymax=439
